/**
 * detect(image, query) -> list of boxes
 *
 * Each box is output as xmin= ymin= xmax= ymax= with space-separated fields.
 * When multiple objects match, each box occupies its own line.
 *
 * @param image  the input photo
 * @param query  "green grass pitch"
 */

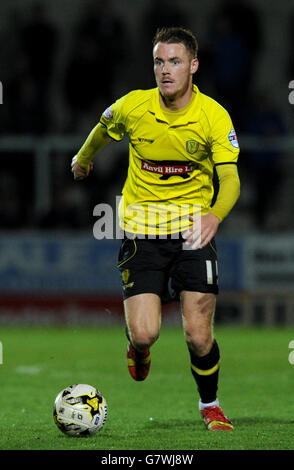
xmin=0 ymin=324 xmax=294 ymax=451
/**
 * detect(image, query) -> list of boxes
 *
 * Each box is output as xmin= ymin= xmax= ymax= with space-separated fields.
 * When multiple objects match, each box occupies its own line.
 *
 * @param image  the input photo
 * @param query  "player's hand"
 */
xmin=182 ymin=213 xmax=220 ymax=250
xmin=71 ymin=155 xmax=93 ymax=180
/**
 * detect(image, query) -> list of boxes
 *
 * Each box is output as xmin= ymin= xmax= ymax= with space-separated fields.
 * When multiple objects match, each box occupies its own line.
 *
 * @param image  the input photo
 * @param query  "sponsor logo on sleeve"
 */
xmin=228 ymin=129 xmax=239 ymax=149
xmin=103 ymin=106 xmax=113 ymax=119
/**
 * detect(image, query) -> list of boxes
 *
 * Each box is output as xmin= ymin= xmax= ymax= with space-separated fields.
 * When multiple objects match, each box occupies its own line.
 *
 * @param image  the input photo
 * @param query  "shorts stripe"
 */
xmin=206 ymin=260 xmax=213 ymax=285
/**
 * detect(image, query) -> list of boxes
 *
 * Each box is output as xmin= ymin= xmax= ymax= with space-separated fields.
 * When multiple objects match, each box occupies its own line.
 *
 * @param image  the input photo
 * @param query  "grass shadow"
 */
xmin=233 ymin=416 xmax=294 ymax=426
xmin=143 ymin=415 xmax=294 ymax=431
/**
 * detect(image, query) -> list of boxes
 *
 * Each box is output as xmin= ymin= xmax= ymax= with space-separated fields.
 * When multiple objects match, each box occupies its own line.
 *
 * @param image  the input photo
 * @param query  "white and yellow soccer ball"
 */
xmin=53 ymin=384 xmax=108 ymax=436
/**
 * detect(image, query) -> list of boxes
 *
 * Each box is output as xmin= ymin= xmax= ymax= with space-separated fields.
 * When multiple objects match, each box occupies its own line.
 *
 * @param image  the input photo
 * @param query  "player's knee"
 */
xmin=182 ymin=292 xmax=215 ymax=355
xmin=130 ymin=328 xmax=159 ymax=351
xmin=185 ymin=330 xmax=213 ymax=357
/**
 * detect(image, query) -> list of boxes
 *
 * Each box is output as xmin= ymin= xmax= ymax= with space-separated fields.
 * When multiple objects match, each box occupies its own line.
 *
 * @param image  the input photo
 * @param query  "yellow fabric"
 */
xmin=191 ymin=360 xmax=220 ymax=376
xmin=161 ymin=92 xmax=196 ymax=123
xmin=127 ymin=354 xmax=151 ymax=367
xmin=79 ymin=84 xmax=240 ymax=234
xmin=208 ymin=420 xmax=233 ymax=430
xmin=77 ymin=122 xmax=110 ymax=169
xmin=210 ymin=164 xmax=240 ymax=222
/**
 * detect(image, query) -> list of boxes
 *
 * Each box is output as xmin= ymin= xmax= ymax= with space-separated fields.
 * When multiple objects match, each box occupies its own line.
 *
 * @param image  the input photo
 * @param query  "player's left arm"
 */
xmin=210 ymin=163 xmax=240 ymax=221
xmin=200 ymin=163 xmax=240 ymax=247
xmin=183 ymin=105 xmax=240 ymax=249
xmin=199 ymin=107 xmax=241 ymax=248
xmin=183 ymin=164 xmax=240 ymax=249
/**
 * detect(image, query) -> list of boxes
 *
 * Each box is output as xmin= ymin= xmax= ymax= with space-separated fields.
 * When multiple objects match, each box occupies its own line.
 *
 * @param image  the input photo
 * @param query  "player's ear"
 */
xmin=191 ymin=58 xmax=199 ymax=75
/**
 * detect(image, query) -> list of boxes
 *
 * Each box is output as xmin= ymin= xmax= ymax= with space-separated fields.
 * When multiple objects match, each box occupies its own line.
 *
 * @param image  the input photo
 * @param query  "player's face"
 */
xmin=153 ymin=42 xmax=198 ymax=101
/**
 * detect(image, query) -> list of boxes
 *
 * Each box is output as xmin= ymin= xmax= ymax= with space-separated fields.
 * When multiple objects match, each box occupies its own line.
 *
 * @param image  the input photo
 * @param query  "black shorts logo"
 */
xmin=121 ymin=269 xmax=134 ymax=290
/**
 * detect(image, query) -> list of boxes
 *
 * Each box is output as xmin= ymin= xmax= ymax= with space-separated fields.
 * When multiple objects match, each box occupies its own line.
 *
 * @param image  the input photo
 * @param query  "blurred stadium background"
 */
xmin=0 ymin=0 xmax=294 ymax=327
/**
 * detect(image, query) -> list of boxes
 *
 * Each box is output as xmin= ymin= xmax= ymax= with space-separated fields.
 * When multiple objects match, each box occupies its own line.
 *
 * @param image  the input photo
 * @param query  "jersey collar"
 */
xmin=150 ymin=84 xmax=202 ymax=125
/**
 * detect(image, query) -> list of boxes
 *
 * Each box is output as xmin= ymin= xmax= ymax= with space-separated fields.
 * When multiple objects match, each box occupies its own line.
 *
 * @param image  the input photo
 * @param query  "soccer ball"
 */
xmin=53 ymin=383 xmax=108 ymax=436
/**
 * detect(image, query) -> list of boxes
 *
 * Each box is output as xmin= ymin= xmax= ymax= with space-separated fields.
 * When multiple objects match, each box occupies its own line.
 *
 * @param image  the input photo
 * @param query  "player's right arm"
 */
xmin=71 ymin=122 xmax=111 ymax=180
xmin=72 ymin=90 xmax=143 ymax=180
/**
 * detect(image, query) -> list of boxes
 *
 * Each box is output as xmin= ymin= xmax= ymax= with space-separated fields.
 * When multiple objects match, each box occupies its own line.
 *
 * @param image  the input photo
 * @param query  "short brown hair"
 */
xmin=153 ymin=26 xmax=198 ymax=58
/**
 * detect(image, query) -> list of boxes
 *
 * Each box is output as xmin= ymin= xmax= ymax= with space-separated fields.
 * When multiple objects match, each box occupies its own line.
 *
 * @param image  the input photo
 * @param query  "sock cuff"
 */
xmin=190 ymin=339 xmax=220 ymax=372
xmin=199 ymin=398 xmax=219 ymax=410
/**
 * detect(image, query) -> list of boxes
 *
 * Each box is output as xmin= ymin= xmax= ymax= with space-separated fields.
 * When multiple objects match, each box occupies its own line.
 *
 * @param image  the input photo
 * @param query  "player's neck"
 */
xmin=160 ymin=85 xmax=194 ymax=111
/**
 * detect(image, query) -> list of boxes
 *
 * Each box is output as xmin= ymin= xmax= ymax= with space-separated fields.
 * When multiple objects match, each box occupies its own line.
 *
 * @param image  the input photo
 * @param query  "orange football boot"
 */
xmin=201 ymin=406 xmax=234 ymax=431
xmin=127 ymin=342 xmax=151 ymax=381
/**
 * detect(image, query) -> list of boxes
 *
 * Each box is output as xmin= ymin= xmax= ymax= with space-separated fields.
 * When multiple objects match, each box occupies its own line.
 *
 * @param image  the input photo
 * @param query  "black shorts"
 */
xmin=117 ymin=235 xmax=219 ymax=303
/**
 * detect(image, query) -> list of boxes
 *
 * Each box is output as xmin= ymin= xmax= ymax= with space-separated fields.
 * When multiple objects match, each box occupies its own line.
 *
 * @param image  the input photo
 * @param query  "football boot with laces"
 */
xmin=201 ymin=406 xmax=234 ymax=431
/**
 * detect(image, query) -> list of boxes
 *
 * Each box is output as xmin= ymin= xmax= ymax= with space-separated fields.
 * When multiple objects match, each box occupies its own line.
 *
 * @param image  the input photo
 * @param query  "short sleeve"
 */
xmin=100 ymin=95 xmax=128 ymax=141
xmin=210 ymin=106 xmax=240 ymax=165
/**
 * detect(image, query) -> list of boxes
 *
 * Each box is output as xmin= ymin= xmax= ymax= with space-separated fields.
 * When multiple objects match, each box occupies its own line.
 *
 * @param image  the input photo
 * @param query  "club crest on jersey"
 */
xmin=186 ymin=140 xmax=199 ymax=154
xmin=103 ymin=106 xmax=113 ymax=119
xmin=228 ymin=129 xmax=239 ymax=149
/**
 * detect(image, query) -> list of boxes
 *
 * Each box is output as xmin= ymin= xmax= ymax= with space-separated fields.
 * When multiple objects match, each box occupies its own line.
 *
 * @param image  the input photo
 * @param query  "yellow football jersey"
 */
xmin=100 ymin=84 xmax=239 ymax=235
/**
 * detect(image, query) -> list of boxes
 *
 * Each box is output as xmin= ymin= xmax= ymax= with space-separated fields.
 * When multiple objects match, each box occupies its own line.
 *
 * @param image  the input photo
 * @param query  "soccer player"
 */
xmin=71 ymin=27 xmax=240 ymax=431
